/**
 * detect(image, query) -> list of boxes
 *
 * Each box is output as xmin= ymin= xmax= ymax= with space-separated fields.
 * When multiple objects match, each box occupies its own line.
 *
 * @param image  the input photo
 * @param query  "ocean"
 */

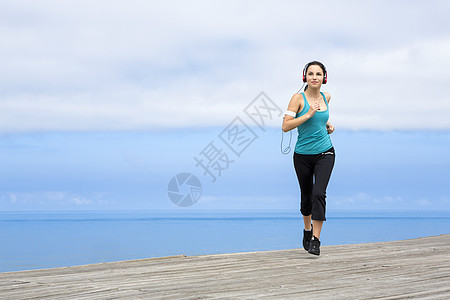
xmin=1 ymin=210 xmax=449 ymax=273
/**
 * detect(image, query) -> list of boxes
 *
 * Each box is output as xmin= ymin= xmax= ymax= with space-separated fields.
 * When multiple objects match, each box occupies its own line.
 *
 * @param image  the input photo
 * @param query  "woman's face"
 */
xmin=306 ymin=65 xmax=325 ymax=87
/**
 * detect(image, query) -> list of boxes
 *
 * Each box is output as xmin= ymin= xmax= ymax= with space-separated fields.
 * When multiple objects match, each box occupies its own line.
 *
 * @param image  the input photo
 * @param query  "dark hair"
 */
xmin=303 ymin=61 xmax=327 ymax=91
xmin=305 ymin=61 xmax=326 ymax=75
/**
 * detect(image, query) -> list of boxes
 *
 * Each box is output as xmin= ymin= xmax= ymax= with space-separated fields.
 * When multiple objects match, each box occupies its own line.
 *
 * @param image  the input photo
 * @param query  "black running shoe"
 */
xmin=308 ymin=236 xmax=320 ymax=256
xmin=302 ymin=225 xmax=313 ymax=251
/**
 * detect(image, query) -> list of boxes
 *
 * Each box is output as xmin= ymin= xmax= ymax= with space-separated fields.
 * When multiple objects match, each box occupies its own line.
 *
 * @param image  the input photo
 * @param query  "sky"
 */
xmin=1 ymin=1 xmax=450 ymax=212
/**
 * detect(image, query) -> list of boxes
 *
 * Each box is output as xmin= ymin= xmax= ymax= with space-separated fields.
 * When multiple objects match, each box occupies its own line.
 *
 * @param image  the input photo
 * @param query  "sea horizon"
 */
xmin=1 ymin=209 xmax=449 ymax=273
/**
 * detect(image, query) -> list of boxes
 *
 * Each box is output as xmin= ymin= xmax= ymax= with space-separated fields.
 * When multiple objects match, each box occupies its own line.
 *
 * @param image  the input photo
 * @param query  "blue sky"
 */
xmin=1 ymin=1 xmax=450 ymax=211
xmin=1 ymin=128 xmax=449 ymax=211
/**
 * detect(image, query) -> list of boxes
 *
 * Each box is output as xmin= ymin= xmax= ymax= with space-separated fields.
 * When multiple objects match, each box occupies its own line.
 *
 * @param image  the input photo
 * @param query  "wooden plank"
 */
xmin=1 ymin=234 xmax=449 ymax=299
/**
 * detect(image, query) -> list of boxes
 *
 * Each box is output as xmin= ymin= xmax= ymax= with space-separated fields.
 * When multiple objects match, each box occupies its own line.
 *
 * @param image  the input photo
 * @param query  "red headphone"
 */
xmin=302 ymin=62 xmax=327 ymax=84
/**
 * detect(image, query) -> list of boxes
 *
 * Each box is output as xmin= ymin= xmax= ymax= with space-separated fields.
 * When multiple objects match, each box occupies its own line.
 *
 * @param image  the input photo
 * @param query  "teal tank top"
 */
xmin=295 ymin=92 xmax=333 ymax=155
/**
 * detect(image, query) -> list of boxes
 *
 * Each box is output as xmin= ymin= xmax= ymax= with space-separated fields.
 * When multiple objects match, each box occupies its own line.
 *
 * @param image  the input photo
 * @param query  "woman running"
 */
xmin=282 ymin=61 xmax=335 ymax=256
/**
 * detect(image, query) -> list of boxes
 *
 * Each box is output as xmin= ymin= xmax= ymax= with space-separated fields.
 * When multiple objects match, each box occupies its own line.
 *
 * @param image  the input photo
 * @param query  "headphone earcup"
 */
xmin=323 ymin=73 xmax=327 ymax=84
xmin=302 ymin=63 xmax=308 ymax=83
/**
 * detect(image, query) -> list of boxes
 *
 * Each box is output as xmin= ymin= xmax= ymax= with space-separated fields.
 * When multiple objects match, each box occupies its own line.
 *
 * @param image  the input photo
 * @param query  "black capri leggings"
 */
xmin=293 ymin=147 xmax=335 ymax=221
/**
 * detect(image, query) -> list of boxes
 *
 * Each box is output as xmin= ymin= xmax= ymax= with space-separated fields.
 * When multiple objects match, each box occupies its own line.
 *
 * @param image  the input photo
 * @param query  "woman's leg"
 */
xmin=311 ymin=150 xmax=335 ymax=239
xmin=312 ymin=220 xmax=324 ymax=240
xmin=303 ymin=215 xmax=312 ymax=230
xmin=293 ymin=153 xmax=314 ymax=219
xmin=294 ymin=152 xmax=315 ymax=250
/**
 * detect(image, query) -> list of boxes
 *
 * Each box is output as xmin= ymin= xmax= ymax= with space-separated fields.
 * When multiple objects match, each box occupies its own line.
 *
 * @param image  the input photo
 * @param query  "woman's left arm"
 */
xmin=324 ymin=92 xmax=335 ymax=134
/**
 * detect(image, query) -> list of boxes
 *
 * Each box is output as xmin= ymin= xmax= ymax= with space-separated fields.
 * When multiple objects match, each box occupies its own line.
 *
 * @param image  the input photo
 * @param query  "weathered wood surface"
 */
xmin=1 ymin=234 xmax=449 ymax=299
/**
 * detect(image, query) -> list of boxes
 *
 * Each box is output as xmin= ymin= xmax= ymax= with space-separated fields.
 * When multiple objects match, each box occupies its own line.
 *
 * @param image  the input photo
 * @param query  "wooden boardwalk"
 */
xmin=1 ymin=234 xmax=449 ymax=299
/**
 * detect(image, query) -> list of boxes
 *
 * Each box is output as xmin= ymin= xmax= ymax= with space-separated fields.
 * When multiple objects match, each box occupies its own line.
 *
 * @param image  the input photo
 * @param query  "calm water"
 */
xmin=1 ymin=210 xmax=449 ymax=273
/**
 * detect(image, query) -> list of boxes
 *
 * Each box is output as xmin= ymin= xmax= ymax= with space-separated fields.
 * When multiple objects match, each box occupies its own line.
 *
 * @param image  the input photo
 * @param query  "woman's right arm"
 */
xmin=282 ymin=94 xmax=319 ymax=132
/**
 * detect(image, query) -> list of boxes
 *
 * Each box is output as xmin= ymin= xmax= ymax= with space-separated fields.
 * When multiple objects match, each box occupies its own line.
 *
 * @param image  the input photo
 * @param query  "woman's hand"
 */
xmin=326 ymin=122 xmax=335 ymax=134
xmin=307 ymin=102 xmax=320 ymax=117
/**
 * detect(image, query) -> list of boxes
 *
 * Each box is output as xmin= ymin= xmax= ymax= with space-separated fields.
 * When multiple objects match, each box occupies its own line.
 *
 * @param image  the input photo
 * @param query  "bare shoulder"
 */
xmin=323 ymin=92 xmax=331 ymax=103
xmin=290 ymin=93 xmax=302 ymax=103
xmin=287 ymin=93 xmax=303 ymax=113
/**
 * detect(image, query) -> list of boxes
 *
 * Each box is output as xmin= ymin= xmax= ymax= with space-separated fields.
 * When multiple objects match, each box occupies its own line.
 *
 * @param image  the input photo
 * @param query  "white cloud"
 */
xmin=8 ymin=193 xmax=17 ymax=203
xmin=70 ymin=196 xmax=93 ymax=205
xmin=417 ymin=198 xmax=431 ymax=206
xmin=0 ymin=191 xmax=101 ymax=206
xmin=331 ymin=192 xmax=406 ymax=208
xmin=1 ymin=1 xmax=450 ymax=133
xmin=196 ymin=194 xmax=293 ymax=209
